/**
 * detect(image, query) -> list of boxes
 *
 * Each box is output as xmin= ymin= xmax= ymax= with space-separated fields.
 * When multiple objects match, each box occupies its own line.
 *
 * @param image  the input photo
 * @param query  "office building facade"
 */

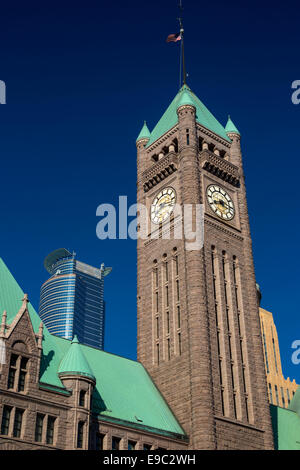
xmin=39 ymin=249 xmax=111 ymax=349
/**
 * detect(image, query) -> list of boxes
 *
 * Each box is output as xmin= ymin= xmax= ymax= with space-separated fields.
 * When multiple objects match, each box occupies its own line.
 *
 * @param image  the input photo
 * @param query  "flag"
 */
xmin=166 ymin=33 xmax=181 ymax=43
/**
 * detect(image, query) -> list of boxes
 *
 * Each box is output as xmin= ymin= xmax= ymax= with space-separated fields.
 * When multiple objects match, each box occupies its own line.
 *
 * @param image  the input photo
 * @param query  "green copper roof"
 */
xmin=225 ymin=115 xmax=240 ymax=135
xmin=136 ymin=121 xmax=150 ymax=142
xmin=176 ymin=89 xmax=195 ymax=109
xmin=58 ymin=335 xmax=95 ymax=381
xmin=0 ymin=257 xmax=185 ymax=438
xmin=146 ymin=84 xmax=231 ymax=147
xmin=270 ymin=404 xmax=300 ymax=450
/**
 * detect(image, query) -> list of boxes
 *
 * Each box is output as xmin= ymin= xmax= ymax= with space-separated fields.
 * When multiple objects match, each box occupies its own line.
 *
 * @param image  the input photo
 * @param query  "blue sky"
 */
xmin=0 ymin=0 xmax=299 ymax=383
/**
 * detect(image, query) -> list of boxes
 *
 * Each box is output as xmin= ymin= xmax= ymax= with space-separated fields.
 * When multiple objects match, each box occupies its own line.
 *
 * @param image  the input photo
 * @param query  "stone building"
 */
xmin=1 ymin=83 xmax=300 ymax=450
xmin=0 ymin=258 xmax=187 ymax=450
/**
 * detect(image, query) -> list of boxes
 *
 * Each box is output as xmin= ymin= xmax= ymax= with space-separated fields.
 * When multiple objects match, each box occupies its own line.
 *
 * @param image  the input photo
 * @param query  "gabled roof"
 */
xmin=146 ymin=84 xmax=231 ymax=147
xmin=0 ymin=257 xmax=185 ymax=438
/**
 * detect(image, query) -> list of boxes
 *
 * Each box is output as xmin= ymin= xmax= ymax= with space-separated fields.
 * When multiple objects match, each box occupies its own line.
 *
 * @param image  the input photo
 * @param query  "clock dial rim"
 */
xmin=206 ymin=184 xmax=235 ymax=221
xmin=151 ymin=187 xmax=177 ymax=225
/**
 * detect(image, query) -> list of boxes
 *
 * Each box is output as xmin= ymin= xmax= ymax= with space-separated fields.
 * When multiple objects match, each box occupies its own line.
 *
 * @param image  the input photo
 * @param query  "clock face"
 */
xmin=151 ymin=187 xmax=176 ymax=224
xmin=206 ymin=185 xmax=235 ymax=221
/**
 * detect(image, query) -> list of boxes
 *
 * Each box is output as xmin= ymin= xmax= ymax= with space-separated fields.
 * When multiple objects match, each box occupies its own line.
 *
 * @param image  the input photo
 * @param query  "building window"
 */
xmin=18 ymin=357 xmax=28 ymax=392
xmin=167 ymin=338 xmax=171 ymax=361
xmin=268 ymin=383 xmax=273 ymax=403
xmin=46 ymin=416 xmax=56 ymax=445
xmin=186 ymin=129 xmax=190 ymax=146
xmin=128 ymin=440 xmax=137 ymax=450
xmin=1 ymin=406 xmax=12 ymax=436
xmin=165 ymin=286 xmax=169 ymax=307
xmin=177 ymin=306 xmax=181 ymax=328
xmin=77 ymin=421 xmax=84 ymax=448
xmin=176 ymin=280 xmax=180 ymax=301
xmin=96 ymin=433 xmax=105 ymax=450
xmin=166 ymin=311 xmax=170 ymax=334
xmin=143 ymin=444 xmax=152 ymax=450
xmin=112 ymin=437 xmax=121 ymax=450
xmin=178 ymin=333 xmax=181 ymax=355
xmin=272 ymin=334 xmax=278 ymax=374
xmin=79 ymin=390 xmax=86 ymax=407
xmin=13 ymin=408 xmax=24 ymax=438
xmin=165 ymin=262 xmax=168 ymax=282
xmin=7 ymin=354 xmax=18 ymax=389
xmin=287 ymin=389 xmax=290 ymax=404
xmin=35 ymin=413 xmax=45 ymax=442
xmin=281 ymin=387 xmax=285 ymax=407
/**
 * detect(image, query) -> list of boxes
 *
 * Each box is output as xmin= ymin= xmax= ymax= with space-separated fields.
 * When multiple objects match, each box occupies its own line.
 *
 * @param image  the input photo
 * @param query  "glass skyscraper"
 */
xmin=39 ymin=248 xmax=111 ymax=349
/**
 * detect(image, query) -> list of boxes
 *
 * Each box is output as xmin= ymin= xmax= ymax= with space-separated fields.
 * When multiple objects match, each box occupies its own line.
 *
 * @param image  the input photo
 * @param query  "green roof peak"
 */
xmin=136 ymin=121 xmax=150 ymax=143
xmin=58 ymin=336 xmax=96 ymax=382
xmin=225 ymin=115 xmax=240 ymax=135
xmin=176 ymin=88 xmax=195 ymax=109
xmin=146 ymin=86 xmax=230 ymax=147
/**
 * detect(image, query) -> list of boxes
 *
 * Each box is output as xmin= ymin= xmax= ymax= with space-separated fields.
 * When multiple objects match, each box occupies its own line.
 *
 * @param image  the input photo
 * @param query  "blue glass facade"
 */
xmin=39 ymin=249 xmax=110 ymax=349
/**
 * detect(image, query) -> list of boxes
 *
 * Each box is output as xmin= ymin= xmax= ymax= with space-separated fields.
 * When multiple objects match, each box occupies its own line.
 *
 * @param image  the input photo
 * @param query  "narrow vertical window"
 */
xmin=186 ymin=129 xmax=190 ymax=145
xmin=18 ymin=357 xmax=28 ymax=392
xmin=46 ymin=416 xmax=56 ymax=445
xmin=177 ymin=306 xmax=181 ymax=328
xmin=175 ymin=256 xmax=179 ymax=276
xmin=287 ymin=389 xmax=290 ymax=405
xmin=79 ymin=390 xmax=86 ymax=407
xmin=178 ymin=333 xmax=181 ymax=355
xmin=269 ymin=383 xmax=273 ymax=404
xmin=275 ymin=385 xmax=279 ymax=405
xmin=165 ymin=262 xmax=168 ymax=282
xmin=35 ymin=413 xmax=44 ymax=442
xmin=13 ymin=408 xmax=24 ymax=438
xmin=281 ymin=387 xmax=285 ymax=407
xmin=156 ymin=292 xmax=159 ymax=312
xmin=176 ymin=280 xmax=180 ymax=301
xmin=166 ymin=311 xmax=170 ymax=334
xmin=165 ymin=286 xmax=169 ymax=307
xmin=167 ymin=338 xmax=171 ymax=360
xmin=157 ymin=343 xmax=160 ymax=364
xmin=77 ymin=421 xmax=84 ymax=448
xmin=1 ymin=406 xmax=12 ymax=436
xmin=156 ymin=317 xmax=159 ymax=339
xmin=7 ymin=354 xmax=18 ymax=390
xmin=272 ymin=331 xmax=278 ymax=374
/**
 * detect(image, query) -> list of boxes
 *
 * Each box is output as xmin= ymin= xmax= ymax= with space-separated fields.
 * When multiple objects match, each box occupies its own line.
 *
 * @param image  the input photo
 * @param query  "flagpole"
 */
xmin=178 ymin=4 xmax=186 ymax=86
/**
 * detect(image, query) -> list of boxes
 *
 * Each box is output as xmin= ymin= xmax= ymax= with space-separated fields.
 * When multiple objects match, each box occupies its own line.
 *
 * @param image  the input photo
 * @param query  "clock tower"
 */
xmin=136 ymin=85 xmax=274 ymax=449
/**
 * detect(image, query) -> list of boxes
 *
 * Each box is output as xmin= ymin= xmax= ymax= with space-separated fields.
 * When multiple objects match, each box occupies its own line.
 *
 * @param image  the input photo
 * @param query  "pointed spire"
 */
xmin=136 ymin=121 xmax=150 ymax=143
xmin=58 ymin=335 xmax=96 ymax=382
xmin=225 ymin=115 xmax=240 ymax=136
